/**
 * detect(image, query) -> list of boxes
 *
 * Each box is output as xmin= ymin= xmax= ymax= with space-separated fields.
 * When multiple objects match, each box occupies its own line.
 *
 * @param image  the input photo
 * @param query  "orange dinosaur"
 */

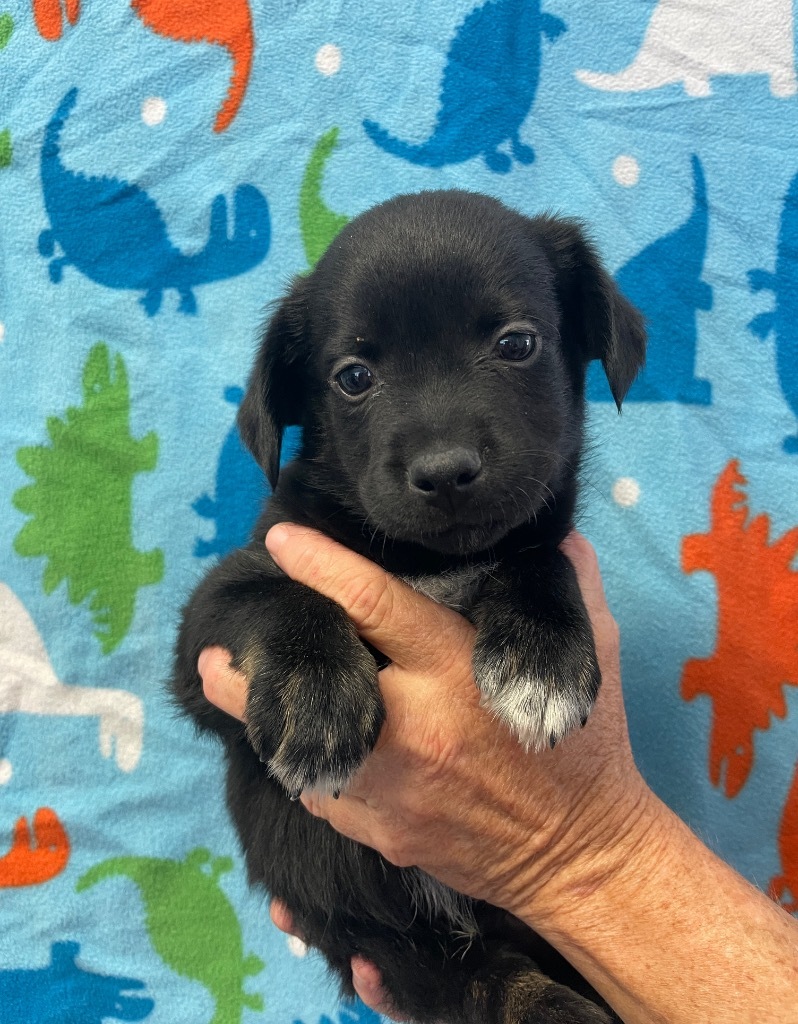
xmin=681 ymin=460 xmax=798 ymax=797
xmin=0 ymin=807 xmax=70 ymax=887
xmin=32 ymin=0 xmax=80 ymax=41
xmin=770 ymin=759 xmax=798 ymax=913
xmin=132 ymin=0 xmax=254 ymax=132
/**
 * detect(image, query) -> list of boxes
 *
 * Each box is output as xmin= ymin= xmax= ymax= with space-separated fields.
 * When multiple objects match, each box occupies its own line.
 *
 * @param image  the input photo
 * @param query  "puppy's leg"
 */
xmin=471 ymin=548 xmax=600 ymax=750
xmin=172 ymin=545 xmax=384 ymax=794
xmin=342 ymin=934 xmax=614 ymax=1024
xmin=464 ymin=950 xmax=615 ymax=1024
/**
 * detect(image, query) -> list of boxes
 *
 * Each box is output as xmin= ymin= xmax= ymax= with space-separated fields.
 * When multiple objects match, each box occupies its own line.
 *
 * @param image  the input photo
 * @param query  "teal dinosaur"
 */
xmin=77 ymin=848 xmax=263 ymax=1024
xmin=0 ymin=13 xmax=14 ymax=168
xmin=299 ymin=127 xmax=350 ymax=269
xmin=13 ymin=343 xmax=164 ymax=654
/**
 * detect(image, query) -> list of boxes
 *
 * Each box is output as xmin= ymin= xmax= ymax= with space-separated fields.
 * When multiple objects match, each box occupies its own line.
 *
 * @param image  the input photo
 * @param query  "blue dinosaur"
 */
xmin=748 ymin=170 xmax=798 ymax=454
xmin=588 ymin=155 xmax=713 ymax=404
xmin=194 ymin=386 xmax=301 ymax=558
xmin=362 ymin=0 xmax=566 ymax=174
xmin=294 ymin=997 xmax=382 ymax=1024
xmin=0 ymin=941 xmax=154 ymax=1023
xmin=39 ymin=89 xmax=270 ymax=316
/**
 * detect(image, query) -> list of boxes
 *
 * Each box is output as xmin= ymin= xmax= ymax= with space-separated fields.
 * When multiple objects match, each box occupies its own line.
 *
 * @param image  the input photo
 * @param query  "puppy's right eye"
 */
xmin=335 ymin=364 xmax=374 ymax=397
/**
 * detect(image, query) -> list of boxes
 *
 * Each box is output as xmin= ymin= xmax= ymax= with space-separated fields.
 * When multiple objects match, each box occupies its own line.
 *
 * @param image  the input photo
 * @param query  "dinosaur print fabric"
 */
xmin=0 ymin=1 xmax=797 ymax=1021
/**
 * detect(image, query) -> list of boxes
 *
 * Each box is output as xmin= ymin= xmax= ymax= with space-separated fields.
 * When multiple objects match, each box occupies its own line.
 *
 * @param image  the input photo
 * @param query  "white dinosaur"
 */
xmin=577 ymin=0 xmax=796 ymax=98
xmin=0 ymin=583 xmax=144 ymax=775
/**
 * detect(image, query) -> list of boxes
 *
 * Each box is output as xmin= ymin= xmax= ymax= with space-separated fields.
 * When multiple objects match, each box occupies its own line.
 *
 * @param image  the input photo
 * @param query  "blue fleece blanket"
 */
xmin=2 ymin=1 xmax=797 ymax=1021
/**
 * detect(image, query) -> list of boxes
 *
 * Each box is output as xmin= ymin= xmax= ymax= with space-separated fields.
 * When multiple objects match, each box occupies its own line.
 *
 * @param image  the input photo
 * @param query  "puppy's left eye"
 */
xmin=496 ymin=332 xmax=539 ymax=361
xmin=335 ymin=363 xmax=374 ymax=396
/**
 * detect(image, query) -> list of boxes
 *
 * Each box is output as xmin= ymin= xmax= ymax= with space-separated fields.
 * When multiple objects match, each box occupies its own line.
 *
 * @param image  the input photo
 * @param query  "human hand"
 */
xmin=269 ymin=899 xmax=405 ymax=1020
xmin=198 ymin=525 xmax=652 ymax=928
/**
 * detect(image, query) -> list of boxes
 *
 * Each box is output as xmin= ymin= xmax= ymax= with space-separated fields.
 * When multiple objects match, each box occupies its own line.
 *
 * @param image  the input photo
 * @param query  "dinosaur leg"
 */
xmin=770 ymin=70 xmax=797 ymax=98
xmin=140 ymin=288 xmax=162 ymax=316
xmin=511 ymin=134 xmax=535 ymax=165
xmin=683 ymin=76 xmax=712 ymax=97
xmin=47 ymin=256 xmax=69 ymax=283
xmin=178 ymin=288 xmax=197 ymax=315
xmin=748 ymin=269 xmax=777 ymax=293
xmin=38 ymin=229 xmax=56 ymax=257
xmin=484 ymin=147 xmax=512 ymax=174
xmin=783 ymin=434 xmax=798 ymax=455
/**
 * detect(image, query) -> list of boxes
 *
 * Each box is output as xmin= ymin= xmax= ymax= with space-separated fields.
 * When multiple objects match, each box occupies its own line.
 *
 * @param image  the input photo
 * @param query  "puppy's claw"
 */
xmin=549 ymin=733 xmax=557 ymax=749
xmin=580 ymin=713 xmax=589 ymax=729
xmin=332 ymin=789 xmax=340 ymax=800
xmin=289 ymin=789 xmax=302 ymax=802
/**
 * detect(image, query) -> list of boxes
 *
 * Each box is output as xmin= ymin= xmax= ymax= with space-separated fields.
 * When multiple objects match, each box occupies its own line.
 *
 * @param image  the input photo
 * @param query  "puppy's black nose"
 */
xmin=408 ymin=447 xmax=482 ymax=510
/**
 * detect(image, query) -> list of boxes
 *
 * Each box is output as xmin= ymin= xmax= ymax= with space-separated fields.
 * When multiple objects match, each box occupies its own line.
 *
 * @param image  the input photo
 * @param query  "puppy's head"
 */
xmin=239 ymin=191 xmax=645 ymax=555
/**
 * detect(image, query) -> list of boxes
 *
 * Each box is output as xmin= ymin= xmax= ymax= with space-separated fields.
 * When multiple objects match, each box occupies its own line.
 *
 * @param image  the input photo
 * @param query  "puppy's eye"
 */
xmin=496 ymin=332 xmax=538 ymax=361
xmin=335 ymin=363 xmax=374 ymax=396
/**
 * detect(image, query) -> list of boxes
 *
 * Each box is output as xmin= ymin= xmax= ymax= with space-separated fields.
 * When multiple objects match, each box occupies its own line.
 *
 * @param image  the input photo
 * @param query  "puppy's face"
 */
xmin=241 ymin=192 xmax=645 ymax=555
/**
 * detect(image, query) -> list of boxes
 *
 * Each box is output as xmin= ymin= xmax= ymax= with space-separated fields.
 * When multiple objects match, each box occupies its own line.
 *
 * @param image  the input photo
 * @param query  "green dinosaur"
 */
xmin=299 ymin=127 xmax=350 ymax=268
xmin=13 ymin=343 xmax=163 ymax=653
xmin=0 ymin=14 xmax=14 ymax=168
xmin=77 ymin=848 xmax=264 ymax=1024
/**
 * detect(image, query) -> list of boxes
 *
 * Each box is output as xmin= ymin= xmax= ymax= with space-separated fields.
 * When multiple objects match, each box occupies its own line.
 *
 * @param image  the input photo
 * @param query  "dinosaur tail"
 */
xmin=575 ymin=64 xmax=657 ymax=93
xmin=76 ymin=856 xmax=142 ymax=892
xmin=690 ymin=153 xmax=707 ymax=211
xmin=43 ymin=88 xmax=79 ymax=160
xmin=300 ymin=127 xmax=350 ymax=268
xmin=215 ymin=29 xmax=253 ymax=133
xmin=362 ymin=119 xmax=448 ymax=168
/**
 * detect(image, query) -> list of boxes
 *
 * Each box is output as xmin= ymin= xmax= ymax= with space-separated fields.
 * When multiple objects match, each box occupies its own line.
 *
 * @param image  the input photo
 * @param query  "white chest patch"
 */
xmin=399 ymin=562 xmax=496 ymax=616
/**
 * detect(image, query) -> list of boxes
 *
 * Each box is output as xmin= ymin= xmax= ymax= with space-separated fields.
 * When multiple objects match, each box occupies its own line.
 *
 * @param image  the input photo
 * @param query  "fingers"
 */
xmin=198 ymin=647 xmax=247 ymax=721
xmin=352 ymin=957 xmax=409 ymax=1021
xmin=269 ymin=900 xmax=296 ymax=935
xmin=271 ymin=900 xmax=403 ymax=1020
xmin=265 ymin=523 xmax=471 ymax=673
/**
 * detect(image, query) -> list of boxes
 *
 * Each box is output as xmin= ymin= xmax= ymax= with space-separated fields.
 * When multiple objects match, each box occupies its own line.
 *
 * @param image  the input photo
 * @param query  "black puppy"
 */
xmin=173 ymin=190 xmax=645 ymax=1024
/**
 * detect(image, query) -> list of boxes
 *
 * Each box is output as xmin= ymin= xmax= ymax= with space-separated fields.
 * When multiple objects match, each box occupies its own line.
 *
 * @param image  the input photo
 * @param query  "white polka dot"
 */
xmin=0 ymin=322 xmax=5 ymax=343
xmin=612 ymin=477 xmax=641 ymax=507
xmin=141 ymin=97 xmax=167 ymax=127
xmin=0 ymin=759 xmax=12 ymax=785
xmin=287 ymin=935 xmax=308 ymax=957
xmin=315 ymin=43 xmax=342 ymax=76
xmin=613 ymin=155 xmax=640 ymax=187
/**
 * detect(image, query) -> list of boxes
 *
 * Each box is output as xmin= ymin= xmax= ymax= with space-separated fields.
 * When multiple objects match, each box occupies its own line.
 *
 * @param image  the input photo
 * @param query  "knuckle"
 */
xmin=381 ymin=840 xmax=413 ymax=869
xmin=342 ymin=573 xmax=394 ymax=633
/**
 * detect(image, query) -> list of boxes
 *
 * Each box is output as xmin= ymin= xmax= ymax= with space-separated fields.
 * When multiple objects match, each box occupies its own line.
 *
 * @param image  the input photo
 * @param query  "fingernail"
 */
xmin=265 ymin=524 xmax=291 ymax=560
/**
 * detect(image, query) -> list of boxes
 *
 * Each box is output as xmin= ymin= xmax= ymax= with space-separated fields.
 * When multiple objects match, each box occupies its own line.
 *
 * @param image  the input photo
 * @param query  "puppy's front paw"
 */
xmin=473 ymin=614 xmax=600 ymax=751
xmin=243 ymin=615 xmax=383 ymax=796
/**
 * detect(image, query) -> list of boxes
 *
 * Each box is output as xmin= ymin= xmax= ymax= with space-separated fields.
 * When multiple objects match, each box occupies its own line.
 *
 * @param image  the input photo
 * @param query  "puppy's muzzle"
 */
xmin=407 ymin=446 xmax=482 ymax=513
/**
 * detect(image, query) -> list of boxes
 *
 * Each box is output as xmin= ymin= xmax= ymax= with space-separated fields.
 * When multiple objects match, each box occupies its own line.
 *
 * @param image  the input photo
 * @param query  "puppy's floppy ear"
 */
xmin=533 ymin=216 xmax=646 ymax=409
xmin=238 ymin=277 xmax=309 ymax=488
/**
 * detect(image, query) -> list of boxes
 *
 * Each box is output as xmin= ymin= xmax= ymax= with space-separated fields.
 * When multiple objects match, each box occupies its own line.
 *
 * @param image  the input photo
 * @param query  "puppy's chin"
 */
xmin=371 ymin=516 xmax=515 ymax=556
xmin=417 ymin=520 xmax=511 ymax=555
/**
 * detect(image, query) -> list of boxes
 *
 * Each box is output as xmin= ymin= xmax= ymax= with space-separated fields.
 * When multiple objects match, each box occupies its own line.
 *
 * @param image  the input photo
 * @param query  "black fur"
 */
xmin=172 ymin=191 xmax=645 ymax=1024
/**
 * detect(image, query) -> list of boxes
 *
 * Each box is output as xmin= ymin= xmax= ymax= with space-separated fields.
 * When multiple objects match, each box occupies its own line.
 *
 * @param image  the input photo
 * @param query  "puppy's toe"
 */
xmin=246 ymin=641 xmax=384 ymax=796
xmin=473 ymin=627 xmax=600 ymax=751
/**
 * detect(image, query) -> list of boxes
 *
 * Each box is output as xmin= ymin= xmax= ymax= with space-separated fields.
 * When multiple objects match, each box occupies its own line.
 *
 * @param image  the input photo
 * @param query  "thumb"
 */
xmin=265 ymin=524 xmax=472 ymax=673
